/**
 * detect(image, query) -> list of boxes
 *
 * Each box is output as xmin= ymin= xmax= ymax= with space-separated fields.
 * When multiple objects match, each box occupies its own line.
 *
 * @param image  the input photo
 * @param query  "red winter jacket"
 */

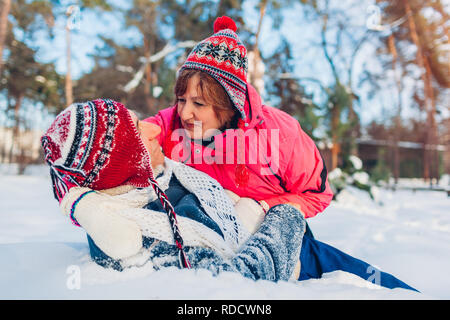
xmin=143 ymin=84 xmax=333 ymax=218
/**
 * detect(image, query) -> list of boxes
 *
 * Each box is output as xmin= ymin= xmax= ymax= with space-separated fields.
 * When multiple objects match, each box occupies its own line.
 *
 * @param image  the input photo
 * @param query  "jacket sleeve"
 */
xmin=262 ymin=121 xmax=333 ymax=218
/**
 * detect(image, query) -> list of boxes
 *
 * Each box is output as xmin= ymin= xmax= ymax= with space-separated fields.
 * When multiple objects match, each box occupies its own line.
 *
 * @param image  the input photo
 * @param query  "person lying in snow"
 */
xmin=41 ymin=98 xmax=418 ymax=291
xmin=41 ymin=98 xmax=305 ymax=281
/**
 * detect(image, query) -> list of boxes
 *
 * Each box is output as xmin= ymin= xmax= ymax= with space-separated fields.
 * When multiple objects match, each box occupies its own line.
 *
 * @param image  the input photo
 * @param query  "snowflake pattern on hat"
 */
xmin=180 ymin=17 xmax=248 ymax=121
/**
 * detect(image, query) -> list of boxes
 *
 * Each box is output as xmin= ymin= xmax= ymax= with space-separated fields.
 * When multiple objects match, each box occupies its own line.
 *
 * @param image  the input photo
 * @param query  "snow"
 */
xmin=1 ymin=165 xmax=448 ymax=299
xmin=352 ymin=171 xmax=370 ymax=185
xmin=349 ymin=155 xmax=363 ymax=170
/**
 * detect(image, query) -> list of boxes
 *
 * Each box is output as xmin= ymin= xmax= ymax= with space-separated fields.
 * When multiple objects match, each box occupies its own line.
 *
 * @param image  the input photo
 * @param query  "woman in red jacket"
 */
xmin=144 ymin=16 xmax=333 ymax=219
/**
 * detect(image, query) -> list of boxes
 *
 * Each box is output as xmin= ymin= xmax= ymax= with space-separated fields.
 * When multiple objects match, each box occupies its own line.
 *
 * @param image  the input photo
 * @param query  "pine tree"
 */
xmin=0 ymin=0 xmax=63 ymax=169
xmin=374 ymin=0 xmax=449 ymax=182
xmin=0 ymin=0 xmax=11 ymax=77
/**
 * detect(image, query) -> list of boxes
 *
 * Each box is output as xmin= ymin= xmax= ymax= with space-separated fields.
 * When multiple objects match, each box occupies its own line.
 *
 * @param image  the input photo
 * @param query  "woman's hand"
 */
xmin=234 ymin=198 xmax=266 ymax=234
xmin=137 ymin=120 xmax=165 ymax=169
xmin=285 ymin=202 xmax=305 ymax=217
xmin=147 ymin=138 xmax=165 ymax=169
xmin=259 ymin=200 xmax=305 ymax=217
xmin=129 ymin=110 xmax=165 ymax=169
xmin=224 ymin=190 xmax=266 ymax=234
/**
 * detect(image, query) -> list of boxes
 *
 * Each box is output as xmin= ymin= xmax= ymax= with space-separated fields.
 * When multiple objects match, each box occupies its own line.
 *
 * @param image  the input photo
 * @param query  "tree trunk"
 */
xmin=254 ymin=0 xmax=267 ymax=51
xmin=331 ymin=141 xmax=340 ymax=170
xmin=65 ymin=24 xmax=73 ymax=106
xmin=9 ymin=94 xmax=23 ymax=164
xmin=0 ymin=0 xmax=11 ymax=77
xmin=423 ymin=56 xmax=439 ymax=183
xmin=388 ymin=34 xmax=402 ymax=184
xmin=320 ymin=12 xmax=342 ymax=170
xmin=403 ymin=0 xmax=438 ymax=183
xmin=347 ymin=31 xmax=369 ymax=158
xmin=0 ymin=95 xmax=11 ymax=162
xmin=347 ymin=97 xmax=358 ymax=157
xmin=0 ymin=119 xmax=6 ymax=163
xmin=144 ymin=36 xmax=154 ymax=114
xmin=331 ymin=107 xmax=340 ymax=170
xmin=248 ymin=0 xmax=267 ymax=94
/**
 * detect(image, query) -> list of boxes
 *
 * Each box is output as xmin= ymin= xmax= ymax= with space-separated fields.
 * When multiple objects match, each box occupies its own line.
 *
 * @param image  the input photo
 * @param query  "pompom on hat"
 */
xmin=41 ymin=99 xmax=152 ymax=202
xmin=213 ymin=16 xmax=237 ymax=33
xmin=180 ymin=16 xmax=248 ymax=122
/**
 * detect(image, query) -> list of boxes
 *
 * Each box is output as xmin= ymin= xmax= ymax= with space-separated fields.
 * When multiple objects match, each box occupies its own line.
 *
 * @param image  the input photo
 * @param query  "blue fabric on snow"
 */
xmin=87 ymin=234 xmax=123 ymax=271
xmin=145 ymin=176 xmax=224 ymax=237
xmin=87 ymin=234 xmax=156 ymax=272
xmin=298 ymin=234 xmax=419 ymax=292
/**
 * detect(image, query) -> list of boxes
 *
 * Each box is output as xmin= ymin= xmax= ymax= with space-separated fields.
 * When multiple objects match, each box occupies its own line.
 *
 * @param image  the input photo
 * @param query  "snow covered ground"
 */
xmin=0 ymin=165 xmax=449 ymax=300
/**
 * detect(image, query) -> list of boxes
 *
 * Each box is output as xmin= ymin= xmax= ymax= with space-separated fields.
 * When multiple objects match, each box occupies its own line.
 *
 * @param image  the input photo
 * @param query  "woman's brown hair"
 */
xmin=174 ymin=69 xmax=239 ymax=130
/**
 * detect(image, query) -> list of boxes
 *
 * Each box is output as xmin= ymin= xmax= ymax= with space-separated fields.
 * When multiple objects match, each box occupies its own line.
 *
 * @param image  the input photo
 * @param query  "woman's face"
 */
xmin=128 ymin=110 xmax=165 ymax=168
xmin=176 ymin=74 xmax=222 ymax=140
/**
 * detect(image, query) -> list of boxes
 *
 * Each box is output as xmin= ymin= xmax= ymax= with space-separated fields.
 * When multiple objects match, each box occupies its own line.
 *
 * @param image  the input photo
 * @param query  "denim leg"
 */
xmin=174 ymin=194 xmax=224 ymax=238
xmin=87 ymin=234 xmax=123 ymax=271
xmin=87 ymin=234 xmax=158 ymax=271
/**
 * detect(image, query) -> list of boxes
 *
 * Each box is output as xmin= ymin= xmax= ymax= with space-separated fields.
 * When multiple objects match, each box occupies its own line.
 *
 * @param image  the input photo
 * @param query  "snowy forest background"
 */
xmin=0 ymin=0 xmax=449 ymax=185
xmin=0 ymin=0 xmax=449 ymax=300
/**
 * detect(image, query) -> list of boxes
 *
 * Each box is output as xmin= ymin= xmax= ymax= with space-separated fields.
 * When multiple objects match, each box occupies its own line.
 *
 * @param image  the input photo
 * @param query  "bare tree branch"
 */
xmin=122 ymin=40 xmax=197 ymax=93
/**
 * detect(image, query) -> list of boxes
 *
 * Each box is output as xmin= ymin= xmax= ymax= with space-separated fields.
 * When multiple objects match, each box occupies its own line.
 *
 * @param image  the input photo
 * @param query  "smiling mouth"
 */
xmin=183 ymin=121 xmax=201 ymax=130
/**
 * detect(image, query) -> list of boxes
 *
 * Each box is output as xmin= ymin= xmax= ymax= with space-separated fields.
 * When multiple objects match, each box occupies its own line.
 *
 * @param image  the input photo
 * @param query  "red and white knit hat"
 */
xmin=42 ymin=99 xmax=192 ymax=268
xmin=41 ymin=99 xmax=152 ymax=201
xmin=180 ymin=16 xmax=248 ymax=121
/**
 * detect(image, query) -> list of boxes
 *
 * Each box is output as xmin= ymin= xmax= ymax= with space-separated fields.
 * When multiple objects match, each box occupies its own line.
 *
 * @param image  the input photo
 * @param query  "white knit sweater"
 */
xmin=60 ymin=158 xmax=265 ymax=261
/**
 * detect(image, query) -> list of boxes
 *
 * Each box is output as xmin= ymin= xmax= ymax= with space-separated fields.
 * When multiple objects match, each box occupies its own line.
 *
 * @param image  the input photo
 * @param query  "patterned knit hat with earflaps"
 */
xmin=41 ymin=99 xmax=152 ymax=202
xmin=41 ymin=98 xmax=192 ymax=269
xmin=179 ymin=16 xmax=248 ymax=122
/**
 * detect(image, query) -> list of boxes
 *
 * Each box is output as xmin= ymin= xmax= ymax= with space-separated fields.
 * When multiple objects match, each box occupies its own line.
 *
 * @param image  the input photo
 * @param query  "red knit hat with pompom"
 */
xmin=180 ymin=16 xmax=248 ymax=121
xmin=41 ymin=99 xmax=153 ymax=201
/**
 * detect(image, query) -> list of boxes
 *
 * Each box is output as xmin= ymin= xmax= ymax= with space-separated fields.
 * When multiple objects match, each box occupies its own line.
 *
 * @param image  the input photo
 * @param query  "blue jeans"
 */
xmin=145 ymin=178 xmax=224 ymax=237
